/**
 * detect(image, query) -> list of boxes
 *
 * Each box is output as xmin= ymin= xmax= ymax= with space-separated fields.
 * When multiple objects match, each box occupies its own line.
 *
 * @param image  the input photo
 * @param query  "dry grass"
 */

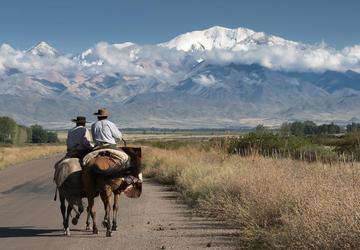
xmin=143 ymin=146 xmax=360 ymax=249
xmin=0 ymin=145 xmax=66 ymax=170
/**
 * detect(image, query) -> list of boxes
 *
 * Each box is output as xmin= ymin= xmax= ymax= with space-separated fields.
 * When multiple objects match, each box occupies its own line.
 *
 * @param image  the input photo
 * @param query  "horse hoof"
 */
xmin=93 ymin=228 xmax=98 ymax=234
xmin=64 ymin=228 xmax=70 ymax=236
xmin=102 ymin=220 xmax=108 ymax=228
xmin=72 ymin=218 xmax=78 ymax=225
xmin=106 ymin=231 xmax=112 ymax=237
xmin=111 ymin=225 xmax=117 ymax=231
xmin=85 ymin=225 xmax=91 ymax=231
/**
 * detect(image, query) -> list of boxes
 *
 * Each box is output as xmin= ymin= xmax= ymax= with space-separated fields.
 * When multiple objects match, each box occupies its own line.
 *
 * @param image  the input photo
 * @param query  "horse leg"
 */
xmin=72 ymin=204 xmax=82 ymax=225
xmin=100 ymin=192 xmax=109 ymax=228
xmin=77 ymin=203 xmax=84 ymax=220
xmin=100 ymin=188 xmax=113 ymax=237
xmin=111 ymin=192 xmax=120 ymax=231
xmin=88 ymin=197 xmax=98 ymax=234
xmin=60 ymin=194 xmax=67 ymax=234
xmin=64 ymin=203 xmax=72 ymax=236
xmin=85 ymin=206 xmax=91 ymax=230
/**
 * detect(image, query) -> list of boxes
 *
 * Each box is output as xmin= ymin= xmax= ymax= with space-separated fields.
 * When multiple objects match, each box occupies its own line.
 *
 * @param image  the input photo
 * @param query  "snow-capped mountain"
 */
xmin=1 ymin=26 xmax=360 ymax=128
xmin=161 ymin=26 xmax=299 ymax=52
xmin=26 ymin=41 xmax=61 ymax=57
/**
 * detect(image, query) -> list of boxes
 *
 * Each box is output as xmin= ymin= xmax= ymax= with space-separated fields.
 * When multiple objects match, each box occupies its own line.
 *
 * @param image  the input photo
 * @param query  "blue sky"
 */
xmin=0 ymin=0 xmax=359 ymax=53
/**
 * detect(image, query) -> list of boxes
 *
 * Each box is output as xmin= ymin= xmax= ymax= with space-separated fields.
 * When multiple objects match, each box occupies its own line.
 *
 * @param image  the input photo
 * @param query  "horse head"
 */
xmin=119 ymin=147 xmax=142 ymax=198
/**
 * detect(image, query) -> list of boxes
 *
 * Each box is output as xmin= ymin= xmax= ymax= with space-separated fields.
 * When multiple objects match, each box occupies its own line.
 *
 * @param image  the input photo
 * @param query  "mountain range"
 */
xmin=1 ymin=26 xmax=360 ymax=129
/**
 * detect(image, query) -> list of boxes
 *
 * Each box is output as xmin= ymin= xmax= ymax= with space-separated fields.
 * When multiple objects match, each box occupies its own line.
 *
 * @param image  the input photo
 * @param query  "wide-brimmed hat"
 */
xmin=94 ymin=108 xmax=110 ymax=117
xmin=71 ymin=116 xmax=88 ymax=123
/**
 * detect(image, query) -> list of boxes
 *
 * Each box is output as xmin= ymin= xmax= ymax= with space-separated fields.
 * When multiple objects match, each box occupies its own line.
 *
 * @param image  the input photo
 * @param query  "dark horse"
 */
xmin=82 ymin=146 xmax=142 ymax=237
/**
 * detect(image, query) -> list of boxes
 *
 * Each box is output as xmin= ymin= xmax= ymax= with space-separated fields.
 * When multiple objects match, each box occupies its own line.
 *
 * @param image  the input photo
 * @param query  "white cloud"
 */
xmin=1 ymin=39 xmax=360 ymax=81
xmin=200 ymin=43 xmax=360 ymax=73
xmin=78 ymin=42 xmax=192 ymax=81
xmin=0 ymin=43 xmax=79 ymax=76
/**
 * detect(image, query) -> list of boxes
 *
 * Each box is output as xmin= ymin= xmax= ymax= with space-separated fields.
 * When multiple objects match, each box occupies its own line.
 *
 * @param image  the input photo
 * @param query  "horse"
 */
xmin=82 ymin=146 xmax=142 ymax=237
xmin=54 ymin=158 xmax=92 ymax=236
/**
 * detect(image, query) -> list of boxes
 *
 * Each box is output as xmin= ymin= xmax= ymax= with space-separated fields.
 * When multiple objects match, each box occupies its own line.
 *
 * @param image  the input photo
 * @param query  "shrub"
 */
xmin=334 ymin=132 xmax=360 ymax=160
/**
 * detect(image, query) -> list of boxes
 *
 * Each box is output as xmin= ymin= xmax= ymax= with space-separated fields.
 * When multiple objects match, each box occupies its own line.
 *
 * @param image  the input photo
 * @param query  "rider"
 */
xmin=66 ymin=116 xmax=93 ymax=159
xmin=91 ymin=108 xmax=123 ymax=148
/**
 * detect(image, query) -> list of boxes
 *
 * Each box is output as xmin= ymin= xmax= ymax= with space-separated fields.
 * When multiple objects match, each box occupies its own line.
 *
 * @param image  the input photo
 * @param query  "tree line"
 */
xmin=231 ymin=121 xmax=360 ymax=163
xmin=255 ymin=121 xmax=360 ymax=136
xmin=0 ymin=116 xmax=59 ymax=144
xmin=346 ymin=123 xmax=360 ymax=133
xmin=278 ymin=121 xmax=341 ymax=136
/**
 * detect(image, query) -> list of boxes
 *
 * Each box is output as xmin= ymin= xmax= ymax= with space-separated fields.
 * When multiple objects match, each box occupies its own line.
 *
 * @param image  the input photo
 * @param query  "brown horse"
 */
xmin=82 ymin=146 xmax=142 ymax=237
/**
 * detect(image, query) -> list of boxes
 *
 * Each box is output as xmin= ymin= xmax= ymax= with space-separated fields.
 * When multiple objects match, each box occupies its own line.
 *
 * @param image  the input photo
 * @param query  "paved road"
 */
xmin=0 ymin=155 xmax=236 ymax=250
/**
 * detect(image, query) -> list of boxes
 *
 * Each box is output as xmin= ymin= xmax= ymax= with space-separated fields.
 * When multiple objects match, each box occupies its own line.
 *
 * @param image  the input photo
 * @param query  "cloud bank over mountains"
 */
xmin=1 ymin=26 xmax=360 ymax=128
xmin=1 ymin=26 xmax=360 ymax=78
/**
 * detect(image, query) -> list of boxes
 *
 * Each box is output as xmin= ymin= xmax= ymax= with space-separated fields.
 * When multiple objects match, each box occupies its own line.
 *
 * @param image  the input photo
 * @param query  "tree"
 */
xmin=327 ymin=123 xmax=340 ymax=134
xmin=280 ymin=122 xmax=291 ymax=137
xmin=47 ymin=131 xmax=59 ymax=143
xmin=346 ymin=123 xmax=360 ymax=133
xmin=14 ymin=125 xmax=28 ymax=145
xmin=303 ymin=121 xmax=317 ymax=135
xmin=255 ymin=124 xmax=266 ymax=134
xmin=290 ymin=121 xmax=305 ymax=136
xmin=31 ymin=125 xmax=48 ymax=143
xmin=0 ymin=117 xmax=17 ymax=143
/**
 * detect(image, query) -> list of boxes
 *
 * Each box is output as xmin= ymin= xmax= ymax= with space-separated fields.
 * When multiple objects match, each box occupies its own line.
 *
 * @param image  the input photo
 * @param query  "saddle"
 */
xmin=54 ymin=158 xmax=82 ymax=187
xmin=82 ymin=148 xmax=129 ymax=167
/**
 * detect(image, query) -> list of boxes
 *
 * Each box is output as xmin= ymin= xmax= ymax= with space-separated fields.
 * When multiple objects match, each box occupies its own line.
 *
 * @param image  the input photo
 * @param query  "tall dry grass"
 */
xmin=0 ymin=145 xmax=66 ymax=170
xmin=143 ymin=146 xmax=360 ymax=249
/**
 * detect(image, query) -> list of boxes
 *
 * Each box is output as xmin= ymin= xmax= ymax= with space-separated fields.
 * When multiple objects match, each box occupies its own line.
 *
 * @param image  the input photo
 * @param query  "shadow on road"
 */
xmin=0 ymin=227 xmax=61 ymax=238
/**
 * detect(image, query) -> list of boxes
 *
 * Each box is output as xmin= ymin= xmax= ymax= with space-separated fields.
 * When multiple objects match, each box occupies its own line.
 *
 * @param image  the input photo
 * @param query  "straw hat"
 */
xmin=93 ymin=108 xmax=110 ymax=117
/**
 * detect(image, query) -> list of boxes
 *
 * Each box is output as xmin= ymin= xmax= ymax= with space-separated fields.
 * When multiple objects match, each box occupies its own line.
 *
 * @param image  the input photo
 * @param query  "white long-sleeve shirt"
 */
xmin=91 ymin=119 xmax=122 ymax=145
xmin=66 ymin=126 xmax=93 ymax=151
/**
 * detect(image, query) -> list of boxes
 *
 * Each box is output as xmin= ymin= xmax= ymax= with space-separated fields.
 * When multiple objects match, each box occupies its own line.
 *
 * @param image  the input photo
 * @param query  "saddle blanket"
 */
xmin=54 ymin=158 xmax=82 ymax=187
xmin=82 ymin=148 xmax=129 ymax=167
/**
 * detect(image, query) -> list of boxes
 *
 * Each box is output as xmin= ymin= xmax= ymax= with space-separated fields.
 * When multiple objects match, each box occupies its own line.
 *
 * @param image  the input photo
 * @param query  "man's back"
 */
xmin=67 ymin=126 xmax=92 ymax=151
xmin=91 ymin=119 xmax=122 ymax=146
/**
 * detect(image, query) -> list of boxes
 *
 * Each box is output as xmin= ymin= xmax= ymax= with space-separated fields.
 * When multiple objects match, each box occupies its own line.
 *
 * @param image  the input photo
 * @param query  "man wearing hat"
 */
xmin=66 ymin=116 xmax=93 ymax=158
xmin=91 ymin=108 xmax=123 ymax=147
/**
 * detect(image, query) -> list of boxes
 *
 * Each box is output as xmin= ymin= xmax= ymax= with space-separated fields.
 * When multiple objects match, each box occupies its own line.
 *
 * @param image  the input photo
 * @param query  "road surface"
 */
xmin=0 ymin=155 xmax=236 ymax=250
